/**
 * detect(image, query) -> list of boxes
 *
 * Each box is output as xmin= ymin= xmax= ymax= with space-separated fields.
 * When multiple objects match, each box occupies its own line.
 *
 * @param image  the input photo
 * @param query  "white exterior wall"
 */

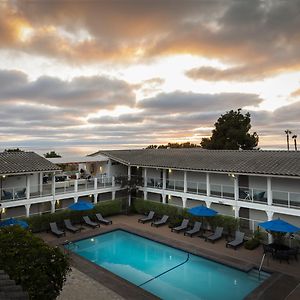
xmin=249 ymin=209 xmax=268 ymax=222
xmin=168 ymin=195 xmax=182 ymax=207
xmin=2 ymin=174 xmax=39 ymax=193
xmin=272 ymin=178 xmax=300 ymax=193
xmin=186 ymin=199 xmax=206 ymax=208
xmin=248 ymin=176 xmax=267 ymax=189
xmin=147 ymin=168 xmax=161 ymax=178
xmin=210 ymin=173 xmax=233 ymax=185
xmin=186 ymin=171 xmax=206 ymax=183
xmin=210 ymin=203 xmax=234 ymax=217
xmin=168 ymin=170 xmax=183 ymax=181
xmin=274 ymin=213 xmax=300 ymax=227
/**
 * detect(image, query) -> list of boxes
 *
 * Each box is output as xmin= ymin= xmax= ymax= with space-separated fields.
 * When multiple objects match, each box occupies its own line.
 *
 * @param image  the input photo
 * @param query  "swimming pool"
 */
xmin=67 ymin=230 xmax=269 ymax=299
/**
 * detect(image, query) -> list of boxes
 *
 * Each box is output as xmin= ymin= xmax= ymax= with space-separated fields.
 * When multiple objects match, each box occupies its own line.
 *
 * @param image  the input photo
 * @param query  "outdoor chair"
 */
xmin=151 ymin=215 xmax=169 ymax=227
xmin=274 ymin=250 xmax=290 ymax=264
xmin=83 ymin=216 xmax=100 ymax=228
xmin=2 ymin=190 xmax=13 ymax=200
xmin=262 ymin=244 xmax=275 ymax=257
xmin=50 ymin=222 xmax=65 ymax=238
xmin=64 ymin=219 xmax=82 ymax=233
xmin=205 ymin=227 xmax=223 ymax=243
xmin=16 ymin=188 xmax=26 ymax=199
xmin=138 ymin=211 xmax=155 ymax=223
xmin=184 ymin=221 xmax=202 ymax=237
xmin=171 ymin=219 xmax=189 ymax=233
xmin=226 ymin=231 xmax=245 ymax=250
xmin=95 ymin=213 xmax=112 ymax=225
xmin=287 ymin=247 xmax=299 ymax=261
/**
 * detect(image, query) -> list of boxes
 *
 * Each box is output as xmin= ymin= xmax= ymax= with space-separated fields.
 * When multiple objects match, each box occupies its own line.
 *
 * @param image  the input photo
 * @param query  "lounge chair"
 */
xmin=83 ymin=216 xmax=100 ymax=228
xmin=64 ymin=219 xmax=81 ymax=233
xmin=95 ymin=213 xmax=112 ymax=225
xmin=184 ymin=221 xmax=202 ymax=237
xmin=151 ymin=215 xmax=169 ymax=227
xmin=2 ymin=190 xmax=13 ymax=200
xmin=205 ymin=227 xmax=223 ymax=243
xmin=226 ymin=231 xmax=245 ymax=250
xmin=138 ymin=211 xmax=155 ymax=223
xmin=50 ymin=222 xmax=65 ymax=238
xmin=16 ymin=188 xmax=26 ymax=199
xmin=171 ymin=219 xmax=189 ymax=233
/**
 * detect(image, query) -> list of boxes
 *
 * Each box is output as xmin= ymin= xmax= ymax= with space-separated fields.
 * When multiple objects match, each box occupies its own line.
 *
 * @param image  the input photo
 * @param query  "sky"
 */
xmin=1 ymin=0 xmax=300 ymax=156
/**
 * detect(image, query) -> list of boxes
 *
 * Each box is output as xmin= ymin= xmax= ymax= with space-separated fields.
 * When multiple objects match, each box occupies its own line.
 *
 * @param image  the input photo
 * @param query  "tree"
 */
xmin=292 ymin=134 xmax=297 ymax=151
xmin=146 ymin=142 xmax=200 ymax=149
xmin=285 ymin=130 xmax=292 ymax=151
xmin=201 ymin=109 xmax=259 ymax=150
xmin=4 ymin=148 xmax=23 ymax=152
xmin=0 ymin=226 xmax=70 ymax=300
xmin=44 ymin=151 xmax=61 ymax=158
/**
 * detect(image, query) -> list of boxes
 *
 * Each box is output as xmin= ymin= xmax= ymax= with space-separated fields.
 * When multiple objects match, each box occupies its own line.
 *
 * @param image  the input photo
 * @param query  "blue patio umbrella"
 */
xmin=0 ymin=218 xmax=29 ymax=229
xmin=259 ymin=218 xmax=300 ymax=233
xmin=68 ymin=200 xmax=94 ymax=211
xmin=188 ymin=205 xmax=218 ymax=217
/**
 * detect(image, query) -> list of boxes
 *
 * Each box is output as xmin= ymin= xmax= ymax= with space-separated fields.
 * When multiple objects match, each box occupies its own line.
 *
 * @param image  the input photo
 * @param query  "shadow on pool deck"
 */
xmin=37 ymin=214 xmax=300 ymax=300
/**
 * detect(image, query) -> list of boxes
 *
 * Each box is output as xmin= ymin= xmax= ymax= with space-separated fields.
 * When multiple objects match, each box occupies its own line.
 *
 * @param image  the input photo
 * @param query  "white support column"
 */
xmin=266 ymin=210 xmax=274 ymax=243
xmin=267 ymin=177 xmax=272 ymax=206
xmin=39 ymin=172 xmax=43 ymax=195
xmin=25 ymin=204 xmax=31 ymax=218
xmin=182 ymin=197 xmax=187 ymax=208
xmin=107 ymin=159 xmax=112 ymax=177
xmin=205 ymin=201 xmax=211 ymax=208
xmin=52 ymin=174 xmax=55 ymax=197
xmin=234 ymin=175 xmax=239 ymax=201
xmin=94 ymin=178 xmax=97 ymax=190
xmin=51 ymin=200 xmax=56 ymax=213
xmin=184 ymin=171 xmax=187 ymax=193
xmin=112 ymin=191 xmax=116 ymax=200
xmin=162 ymin=169 xmax=166 ymax=190
xmin=162 ymin=194 xmax=166 ymax=204
xmin=26 ymin=175 xmax=30 ymax=199
xmin=75 ymin=179 xmax=78 ymax=193
xmin=234 ymin=206 xmax=240 ymax=219
xmin=93 ymin=193 xmax=98 ymax=204
xmin=143 ymin=168 xmax=147 ymax=187
xmin=128 ymin=165 xmax=131 ymax=207
xmin=143 ymin=191 xmax=147 ymax=200
xmin=206 ymin=173 xmax=210 ymax=197
xmin=74 ymin=196 xmax=78 ymax=203
xmin=112 ymin=176 xmax=115 ymax=187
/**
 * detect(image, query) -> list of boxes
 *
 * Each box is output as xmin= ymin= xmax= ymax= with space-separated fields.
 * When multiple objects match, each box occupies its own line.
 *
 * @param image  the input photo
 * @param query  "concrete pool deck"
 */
xmin=38 ymin=214 xmax=300 ymax=300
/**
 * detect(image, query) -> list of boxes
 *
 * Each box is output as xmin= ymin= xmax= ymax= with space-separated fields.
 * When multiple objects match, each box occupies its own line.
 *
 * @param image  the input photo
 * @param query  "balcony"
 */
xmin=143 ymin=177 xmax=300 ymax=209
xmin=0 ymin=177 xmax=115 ymax=203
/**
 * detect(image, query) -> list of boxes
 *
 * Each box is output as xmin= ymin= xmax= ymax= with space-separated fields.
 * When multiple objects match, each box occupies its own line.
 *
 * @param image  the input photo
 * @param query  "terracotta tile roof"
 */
xmin=0 ymin=152 xmax=61 ymax=175
xmin=93 ymin=149 xmax=300 ymax=177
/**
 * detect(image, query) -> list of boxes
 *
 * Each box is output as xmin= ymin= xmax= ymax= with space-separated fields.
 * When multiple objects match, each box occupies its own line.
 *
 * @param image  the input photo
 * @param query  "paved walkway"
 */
xmin=37 ymin=214 xmax=300 ymax=299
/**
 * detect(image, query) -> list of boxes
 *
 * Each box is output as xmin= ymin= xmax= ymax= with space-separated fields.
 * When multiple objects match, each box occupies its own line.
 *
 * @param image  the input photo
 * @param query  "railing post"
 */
xmin=184 ymin=171 xmax=187 ymax=193
xmin=26 ymin=175 xmax=30 ymax=199
xmin=234 ymin=175 xmax=239 ymax=201
xmin=163 ymin=169 xmax=166 ymax=190
xmin=267 ymin=177 xmax=272 ymax=206
xmin=39 ymin=172 xmax=43 ymax=196
xmin=144 ymin=168 xmax=147 ymax=188
xmin=94 ymin=178 xmax=97 ymax=190
xmin=52 ymin=174 xmax=56 ymax=197
xmin=206 ymin=173 xmax=210 ymax=197
xmin=51 ymin=200 xmax=56 ymax=213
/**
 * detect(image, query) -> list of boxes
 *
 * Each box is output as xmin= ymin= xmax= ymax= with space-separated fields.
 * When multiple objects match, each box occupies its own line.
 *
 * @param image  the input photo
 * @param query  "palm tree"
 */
xmin=292 ymin=135 xmax=297 ymax=151
xmin=285 ymin=130 xmax=292 ymax=151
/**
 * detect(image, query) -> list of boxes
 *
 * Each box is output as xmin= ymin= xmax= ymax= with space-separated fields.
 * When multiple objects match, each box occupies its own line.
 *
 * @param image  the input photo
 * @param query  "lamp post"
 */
xmin=285 ymin=129 xmax=292 ymax=151
xmin=292 ymin=135 xmax=297 ymax=151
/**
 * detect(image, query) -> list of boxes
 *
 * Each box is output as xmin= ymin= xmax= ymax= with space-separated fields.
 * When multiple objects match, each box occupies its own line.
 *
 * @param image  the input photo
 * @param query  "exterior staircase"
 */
xmin=0 ymin=270 xmax=28 ymax=300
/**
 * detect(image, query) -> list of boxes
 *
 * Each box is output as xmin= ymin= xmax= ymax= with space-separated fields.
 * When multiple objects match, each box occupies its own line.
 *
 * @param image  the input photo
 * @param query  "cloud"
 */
xmin=0 ymin=70 xmax=135 ymax=112
xmin=0 ymin=0 xmax=298 ymax=81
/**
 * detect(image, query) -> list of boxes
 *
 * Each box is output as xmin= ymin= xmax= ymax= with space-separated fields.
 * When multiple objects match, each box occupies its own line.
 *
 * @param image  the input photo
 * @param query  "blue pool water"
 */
xmin=67 ymin=230 xmax=269 ymax=299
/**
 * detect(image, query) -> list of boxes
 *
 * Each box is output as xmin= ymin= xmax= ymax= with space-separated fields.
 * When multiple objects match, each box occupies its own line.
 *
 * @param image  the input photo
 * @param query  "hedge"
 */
xmin=0 ymin=226 xmax=70 ymax=299
xmin=132 ymin=198 xmax=239 ymax=233
xmin=27 ymin=199 xmax=123 ymax=232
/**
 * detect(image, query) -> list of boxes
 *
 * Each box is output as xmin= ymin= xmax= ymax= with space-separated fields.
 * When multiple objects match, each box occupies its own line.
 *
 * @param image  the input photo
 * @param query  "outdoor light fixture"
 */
xmin=169 ymin=169 xmax=172 ymax=173
xmin=56 ymin=200 xmax=60 ymax=205
xmin=168 ymin=195 xmax=172 ymax=200
xmin=1 ymin=208 xmax=6 ymax=214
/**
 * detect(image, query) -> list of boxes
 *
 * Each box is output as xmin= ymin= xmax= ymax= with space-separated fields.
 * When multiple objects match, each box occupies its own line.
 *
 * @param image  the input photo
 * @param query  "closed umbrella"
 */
xmin=68 ymin=200 xmax=94 ymax=211
xmin=0 ymin=218 xmax=29 ymax=229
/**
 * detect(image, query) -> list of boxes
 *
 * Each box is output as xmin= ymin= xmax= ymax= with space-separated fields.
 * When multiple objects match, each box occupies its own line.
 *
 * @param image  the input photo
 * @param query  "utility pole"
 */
xmin=292 ymin=135 xmax=297 ymax=151
xmin=285 ymin=130 xmax=292 ymax=151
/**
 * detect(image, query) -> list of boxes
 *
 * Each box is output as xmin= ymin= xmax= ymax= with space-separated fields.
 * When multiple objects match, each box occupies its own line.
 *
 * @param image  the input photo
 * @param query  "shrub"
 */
xmin=244 ymin=238 xmax=260 ymax=250
xmin=0 ymin=226 xmax=70 ymax=300
xmin=207 ymin=215 xmax=239 ymax=236
xmin=27 ymin=199 xmax=123 ymax=232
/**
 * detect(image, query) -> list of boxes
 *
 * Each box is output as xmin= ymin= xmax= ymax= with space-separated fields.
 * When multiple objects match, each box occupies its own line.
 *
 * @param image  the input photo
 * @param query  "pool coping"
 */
xmin=49 ymin=224 xmax=299 ymax=300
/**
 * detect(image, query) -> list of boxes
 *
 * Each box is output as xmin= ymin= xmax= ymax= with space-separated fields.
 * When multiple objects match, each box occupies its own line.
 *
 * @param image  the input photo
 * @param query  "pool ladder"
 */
xmin=258 ymin=253 xmax=266 ymax=278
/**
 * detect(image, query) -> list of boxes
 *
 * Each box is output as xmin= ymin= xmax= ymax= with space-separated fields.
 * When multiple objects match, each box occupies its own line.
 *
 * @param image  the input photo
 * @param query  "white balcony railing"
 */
xmin=144 ymin=177 xmax=300 ymax=209
xmin=0 ymin=177 xmax=114 ymax=203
